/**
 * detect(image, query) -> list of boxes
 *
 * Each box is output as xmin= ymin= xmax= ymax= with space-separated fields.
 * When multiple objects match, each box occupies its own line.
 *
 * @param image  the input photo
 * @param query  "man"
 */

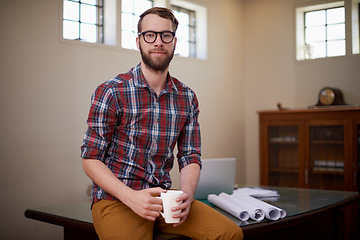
xmin=81 ymin=7 xmax=243 ymax=240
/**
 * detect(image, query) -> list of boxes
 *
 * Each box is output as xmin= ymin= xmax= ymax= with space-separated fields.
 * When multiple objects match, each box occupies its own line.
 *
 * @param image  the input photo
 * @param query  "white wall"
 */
xmin=0 ymin=0 xmax=244 ymax=239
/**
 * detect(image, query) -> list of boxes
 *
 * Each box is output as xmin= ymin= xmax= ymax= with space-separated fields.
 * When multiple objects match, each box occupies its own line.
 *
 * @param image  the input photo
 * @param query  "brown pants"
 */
xmin=92 ymin=199 xmax=243 ymax=240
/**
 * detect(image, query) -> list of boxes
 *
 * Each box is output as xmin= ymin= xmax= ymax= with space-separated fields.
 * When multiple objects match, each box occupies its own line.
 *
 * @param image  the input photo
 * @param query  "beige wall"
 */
xmin=0 ymin=0 xmax=359 ymax=239
xmin=0 ymin=0 xmax=244 ymax=239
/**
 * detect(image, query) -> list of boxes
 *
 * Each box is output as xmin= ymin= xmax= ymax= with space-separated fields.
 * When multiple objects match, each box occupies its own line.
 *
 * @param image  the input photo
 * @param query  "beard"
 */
xmin=139 ymin=44 xmax=175 ymax=72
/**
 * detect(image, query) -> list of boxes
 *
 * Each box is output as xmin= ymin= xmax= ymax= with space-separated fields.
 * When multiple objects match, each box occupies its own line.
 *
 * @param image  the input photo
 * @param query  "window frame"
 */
xmin=352 ymin=0 xmax=360 ymax=54
xmin=304 ymin=6 xmax=346 ymax=59
xmin=296 ymin=0 xmax=360 ymax=61
xmin=60 ymin=0 xmax=208 ymax=60
xmin=62 ymin=0 xmax=104 ymax=43
xmin=171 ymin=5 xmax=197 ymax=58
xmin=170 ymin=0 xmax=207 ymax=60
xmin=120 ymin=0 xmax=154 ymax=50
xmin=296 ymin=1 xmax=345 ymax=61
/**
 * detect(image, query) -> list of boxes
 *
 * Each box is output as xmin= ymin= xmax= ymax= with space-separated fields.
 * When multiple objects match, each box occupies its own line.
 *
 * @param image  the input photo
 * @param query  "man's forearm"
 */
xmin=180 ymin=163 xmax=201 ymax=199
xmin=82 ymin=158 xmax=166 ymax=221
xmin=82 ymin=159 xmax=133 ymax=202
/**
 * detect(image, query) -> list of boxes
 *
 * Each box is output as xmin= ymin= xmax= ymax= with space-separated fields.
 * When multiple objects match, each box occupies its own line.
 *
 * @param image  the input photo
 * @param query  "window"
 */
xmin=170 ymin=0 xmax=207 ymax=59
xmin=171 ymin=5 xmax=196 ymax=58
xmin=296 ymin=1 xmax=360 ymax=60
xmin=121 ymin=0 xmax=153 ymax=50
xmin=62 ymin=0 xmax=208 ymax=59
xmin=352 ymin=0 xmax=360 ymax=54
xmin=304 ymin=7 xmax=345 ymax=59
xmin=120 ymin=0 xmax=207 ymax=59
xmin=63 ymin=0 xmax=104 ymax=43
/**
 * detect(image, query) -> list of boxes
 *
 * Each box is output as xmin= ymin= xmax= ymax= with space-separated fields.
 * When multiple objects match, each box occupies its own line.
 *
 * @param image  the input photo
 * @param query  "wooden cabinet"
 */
xmin=259 ymin=108 xmax=360 ymax=191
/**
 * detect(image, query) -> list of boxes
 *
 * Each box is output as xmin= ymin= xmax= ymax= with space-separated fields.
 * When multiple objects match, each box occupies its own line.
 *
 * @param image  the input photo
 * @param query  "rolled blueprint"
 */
xmin=218 ymin=193 xmax=265 ymax=221
xmin=208 ymin=194 xmax=250 ymax=221
xmin=232 ymin=192 xmax=286 ymax=220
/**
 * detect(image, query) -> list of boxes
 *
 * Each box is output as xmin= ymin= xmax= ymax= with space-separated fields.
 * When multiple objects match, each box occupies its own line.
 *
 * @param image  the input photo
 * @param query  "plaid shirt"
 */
xmin=81 ymin=64 xmax=201 ymax=203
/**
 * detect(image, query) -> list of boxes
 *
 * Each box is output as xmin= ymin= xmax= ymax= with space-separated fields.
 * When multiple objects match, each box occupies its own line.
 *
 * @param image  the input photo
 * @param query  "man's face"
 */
xmin=137 ymin=14 xmax=177 ymax=72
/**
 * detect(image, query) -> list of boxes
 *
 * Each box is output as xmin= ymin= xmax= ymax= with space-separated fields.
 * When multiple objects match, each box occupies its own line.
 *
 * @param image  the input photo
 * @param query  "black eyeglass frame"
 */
xmin=138 ymin=31 xmax=176 ymax=43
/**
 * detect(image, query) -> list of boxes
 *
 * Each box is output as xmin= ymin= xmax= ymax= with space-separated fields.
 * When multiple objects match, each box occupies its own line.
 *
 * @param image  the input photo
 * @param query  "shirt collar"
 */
xmin=132 ymin=63 xmax=178 ymax=93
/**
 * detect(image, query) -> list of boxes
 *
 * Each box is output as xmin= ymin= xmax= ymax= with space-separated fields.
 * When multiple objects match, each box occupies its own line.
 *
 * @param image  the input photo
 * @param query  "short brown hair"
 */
xmin=137 ymin=7 xmax=179 ymax=33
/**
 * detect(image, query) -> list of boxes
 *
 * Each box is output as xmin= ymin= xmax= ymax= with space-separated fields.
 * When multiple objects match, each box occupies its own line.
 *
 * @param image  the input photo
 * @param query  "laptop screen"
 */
xmin=194 ymin=158 xmax=237 ymax=199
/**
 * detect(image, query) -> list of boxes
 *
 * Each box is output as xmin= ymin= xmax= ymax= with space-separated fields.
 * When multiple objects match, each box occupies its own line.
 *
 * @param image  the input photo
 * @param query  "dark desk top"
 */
xmin=25 ymin=186 xmax=359 ymax=236
xmin=210 ymin=187 xmax=358 ymax=222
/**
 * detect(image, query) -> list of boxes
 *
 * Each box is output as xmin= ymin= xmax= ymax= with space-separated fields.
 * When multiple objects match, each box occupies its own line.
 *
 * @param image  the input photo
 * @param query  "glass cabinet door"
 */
xmin=308 ymin=125 xmax=344 ymax=190
xmin=357 ymin=124 xmax=360 ymax=192
xmin=268 ymin=126 xmax=299 ymax=187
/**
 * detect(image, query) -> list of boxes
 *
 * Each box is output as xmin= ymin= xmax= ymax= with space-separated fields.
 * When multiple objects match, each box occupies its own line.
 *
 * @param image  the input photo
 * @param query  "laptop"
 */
xmin=194 ymin=158 xmax=237 ymax=199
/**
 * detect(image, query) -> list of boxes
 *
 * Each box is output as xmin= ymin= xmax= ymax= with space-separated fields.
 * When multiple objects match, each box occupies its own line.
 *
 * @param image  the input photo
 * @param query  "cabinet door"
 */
xmin=356 ymin=120 xmax=360 ymax=192
xmin=306 ymin=120 xmax=350 ymax=190
xmin=265 ymin=125 xmax=300 ymax=187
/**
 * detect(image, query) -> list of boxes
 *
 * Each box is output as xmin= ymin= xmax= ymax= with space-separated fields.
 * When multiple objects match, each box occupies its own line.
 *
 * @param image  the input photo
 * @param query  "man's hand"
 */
xmin=171 ymin=191 xmax=193 ymax=226
xmin=122 ymin=187 xmax=166 ymax=221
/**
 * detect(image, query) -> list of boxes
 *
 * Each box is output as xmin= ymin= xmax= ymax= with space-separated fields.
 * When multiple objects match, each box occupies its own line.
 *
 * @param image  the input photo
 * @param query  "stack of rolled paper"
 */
xmin=207 ymin=188 xmax=286 ymax=222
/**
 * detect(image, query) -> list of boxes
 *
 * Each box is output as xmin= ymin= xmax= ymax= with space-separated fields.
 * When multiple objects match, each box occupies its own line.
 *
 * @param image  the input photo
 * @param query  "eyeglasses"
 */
xmin=138 ymin=31 xmax=175 ymax=43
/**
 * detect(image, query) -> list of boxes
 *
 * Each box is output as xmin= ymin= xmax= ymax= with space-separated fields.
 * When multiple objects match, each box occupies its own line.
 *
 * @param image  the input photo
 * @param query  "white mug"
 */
xmin=157 ymin=190 xmax=183 ymax=223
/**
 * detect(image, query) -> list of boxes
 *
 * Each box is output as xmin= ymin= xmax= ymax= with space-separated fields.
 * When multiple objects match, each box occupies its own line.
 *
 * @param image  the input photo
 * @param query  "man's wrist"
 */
xmin=115 ymin=184 xmax=134 ymax=203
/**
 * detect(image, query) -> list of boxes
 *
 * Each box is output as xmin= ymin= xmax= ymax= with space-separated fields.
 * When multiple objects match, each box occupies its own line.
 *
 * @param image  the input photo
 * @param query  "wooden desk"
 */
xmin=25 ymin=187 xmax=359 ymax=240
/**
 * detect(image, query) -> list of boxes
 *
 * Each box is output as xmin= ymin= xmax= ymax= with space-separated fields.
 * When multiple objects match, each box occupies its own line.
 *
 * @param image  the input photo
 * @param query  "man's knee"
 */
xmin=213 ymin=223 xmax=243 ymax=240
xmin=229 ymin=226 xmax=244 ymax=240
xmin=189 ymin=200 xmax=244 ymax=239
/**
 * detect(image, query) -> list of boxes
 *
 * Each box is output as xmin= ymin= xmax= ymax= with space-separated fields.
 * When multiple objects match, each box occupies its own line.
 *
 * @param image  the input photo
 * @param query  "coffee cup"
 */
xmin=157 ymin=190 xmax=183 ymax=223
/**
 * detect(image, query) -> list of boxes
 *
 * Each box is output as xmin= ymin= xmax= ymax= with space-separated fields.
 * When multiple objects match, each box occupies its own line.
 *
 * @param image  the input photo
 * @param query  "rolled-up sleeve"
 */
xmin=176 ymin=92 xmax=202 ymax=170
xmin=81 ymin=83 xmax=118 ymax=161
